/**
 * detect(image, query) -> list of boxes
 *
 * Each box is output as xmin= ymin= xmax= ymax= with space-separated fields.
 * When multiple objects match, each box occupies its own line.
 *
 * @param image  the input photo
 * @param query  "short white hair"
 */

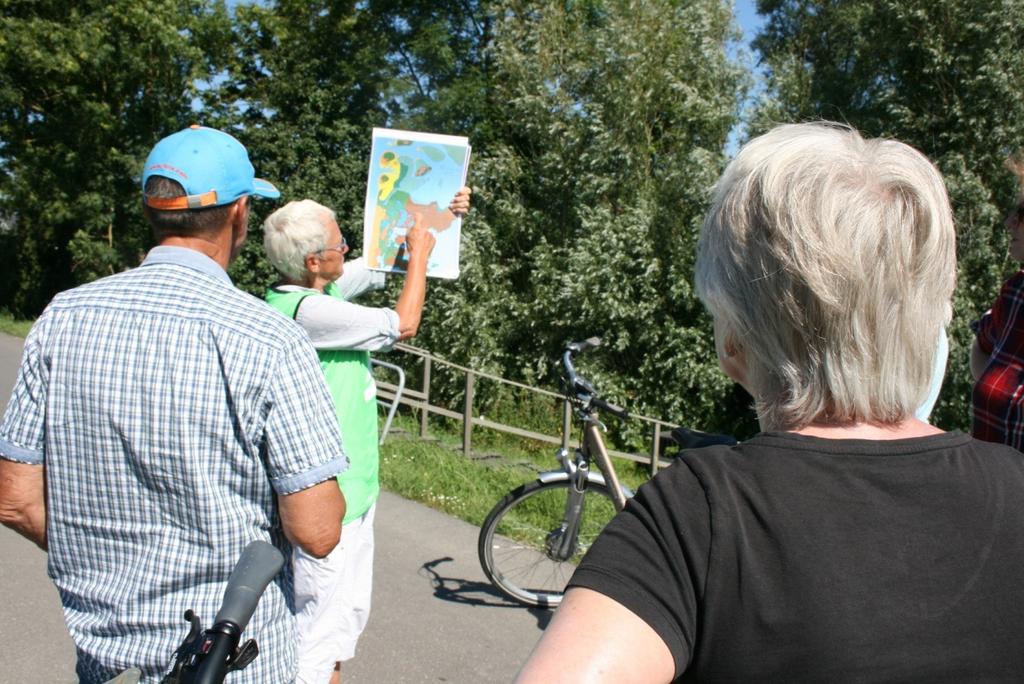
xmin=696 ymin=122 xmax=956 ymax=430
xmin=262 ymin=199 xmax=336 ymax=281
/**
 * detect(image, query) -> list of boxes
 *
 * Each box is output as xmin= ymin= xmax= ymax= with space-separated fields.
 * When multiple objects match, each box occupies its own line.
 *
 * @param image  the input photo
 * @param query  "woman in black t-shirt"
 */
xmin=517 ymin=123 xmax=1024 ymax=683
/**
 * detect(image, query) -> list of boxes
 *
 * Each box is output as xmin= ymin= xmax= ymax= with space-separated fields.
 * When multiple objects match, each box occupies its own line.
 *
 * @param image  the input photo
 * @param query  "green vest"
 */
xmin=266 ymin=283 xmax=380 ymax=523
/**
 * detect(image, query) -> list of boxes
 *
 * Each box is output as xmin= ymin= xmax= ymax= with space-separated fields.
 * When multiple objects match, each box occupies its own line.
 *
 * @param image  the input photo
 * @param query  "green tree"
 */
xmin=752 ymin=0 xmax=1024 ymax=430
xmin=219 ymin=0 xmax=752 ymax=439
xmin=0 ymin=0 xmax=231 ymax=314
xmin=404 ymin=0 xmax=752 ymax=439
xmin=373 ymin=0 xmax=495 ymax=141
xmin=210 ymin=0 xmax=403 ymax=293
xmin=214 ymin=0 xmax=494 ymax=295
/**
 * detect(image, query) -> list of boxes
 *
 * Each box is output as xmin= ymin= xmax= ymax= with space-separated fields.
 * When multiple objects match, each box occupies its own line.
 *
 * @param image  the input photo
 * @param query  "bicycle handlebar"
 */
xmin=669 ymin=426 xmax=737 ymax=449
xmin=591 ymin=396 xmax=630 ymax=420
xmin=162 ymin=540 xmax=284 ymax=684
xmin=562 ymin=338 xmax=629 ymax=420
xmin=214 ymin=540 xmax=284 ymax=631
xmin=563 ymin=337 xmax=602 ymax=385
xmin=565 ymin=336 xmax=602 ymax=355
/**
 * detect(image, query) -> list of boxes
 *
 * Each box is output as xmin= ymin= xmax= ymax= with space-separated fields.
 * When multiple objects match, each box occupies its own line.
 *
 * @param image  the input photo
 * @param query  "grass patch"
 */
xmin=381 ymin=433 xmax=530 ymax=525
xmin=379 ymin=412 xmax=653 ymax=528
xmin=0 ymin=312 xmax=32 ymax=338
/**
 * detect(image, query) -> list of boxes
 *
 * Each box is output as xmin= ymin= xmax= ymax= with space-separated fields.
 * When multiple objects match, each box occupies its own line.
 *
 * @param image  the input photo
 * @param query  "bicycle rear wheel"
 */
xmin=478 ymin=479 xmax=618 ymax=608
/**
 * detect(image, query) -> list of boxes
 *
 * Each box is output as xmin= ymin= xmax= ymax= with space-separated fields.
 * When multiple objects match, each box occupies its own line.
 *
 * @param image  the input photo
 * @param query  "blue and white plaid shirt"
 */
xmin=0 ymin=246 xmax=347 ymax=683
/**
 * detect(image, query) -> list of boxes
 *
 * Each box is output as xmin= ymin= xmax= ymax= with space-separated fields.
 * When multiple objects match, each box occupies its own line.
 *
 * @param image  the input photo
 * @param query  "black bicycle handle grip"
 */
xmin=669 ymin=426 xmax=738 ymax=449
xmin=592 ymin=396 xmax=629 ymax=419
xmin=213 ymin=540 xmax=285 ymax=631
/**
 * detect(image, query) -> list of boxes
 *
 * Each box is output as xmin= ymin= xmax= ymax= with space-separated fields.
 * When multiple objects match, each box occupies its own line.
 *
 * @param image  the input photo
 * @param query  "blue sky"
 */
xmin=727 ymin=0 xmax=766 ymax=154
xmin=734 ymin=0 xmax=766 ymax=47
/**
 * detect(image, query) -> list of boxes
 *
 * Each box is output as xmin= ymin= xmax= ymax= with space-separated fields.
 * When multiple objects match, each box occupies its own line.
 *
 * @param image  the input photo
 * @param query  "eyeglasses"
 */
xmin=318 ymin=236 xmax=348 ymax=256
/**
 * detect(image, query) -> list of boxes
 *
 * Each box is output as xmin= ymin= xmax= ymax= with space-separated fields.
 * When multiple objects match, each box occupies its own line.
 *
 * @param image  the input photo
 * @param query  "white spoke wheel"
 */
xmin=478 ymin=480 xmax=618 ymax=608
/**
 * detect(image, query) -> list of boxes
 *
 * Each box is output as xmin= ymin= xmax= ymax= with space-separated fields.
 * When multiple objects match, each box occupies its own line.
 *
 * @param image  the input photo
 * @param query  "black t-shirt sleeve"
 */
xmin=568 ymin=461 xmax=712 ymax=679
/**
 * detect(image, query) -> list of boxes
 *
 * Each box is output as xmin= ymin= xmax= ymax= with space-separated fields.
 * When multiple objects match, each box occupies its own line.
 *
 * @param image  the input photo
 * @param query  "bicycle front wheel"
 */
xmin=478 ymin=479 xmax=618 ymax=608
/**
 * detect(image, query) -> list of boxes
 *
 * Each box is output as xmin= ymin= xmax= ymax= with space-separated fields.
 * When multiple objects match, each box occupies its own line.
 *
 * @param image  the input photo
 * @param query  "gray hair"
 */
xmin=695 ymin=122 xmax=956 ymax=430
xmin=262 ymin=199 xmax=336 ymax=281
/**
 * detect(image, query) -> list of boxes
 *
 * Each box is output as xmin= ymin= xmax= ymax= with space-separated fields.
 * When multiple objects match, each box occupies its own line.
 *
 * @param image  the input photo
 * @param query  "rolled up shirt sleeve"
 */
xmin=296 ymin=296 xmax=401 ymax=352
xmin=332 ymin=257 xmax=387 ymax=300
xmin=0 ymin=313 xmax=51 ymax=465
xmin=263 ymin=334 xmax=348 ymax=494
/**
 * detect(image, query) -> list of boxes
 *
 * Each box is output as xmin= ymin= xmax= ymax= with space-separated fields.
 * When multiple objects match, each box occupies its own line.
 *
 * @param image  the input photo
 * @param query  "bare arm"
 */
xmin=393 ymin=217 xmax=436 ymax=340
xmin=970 ymin=337 xmax=990 ymax=381
xmin=390 ymin=187 xmax=470 ymax=339
xmin=385 ymin=187 xmax=473 ymax=339
xmin=0 ymin=460 xmax=47 ymax=551
xmin=277 ymin=479 xmax=345 ymax=558
xmin=515 ymin=588 xmax=676 ymax=684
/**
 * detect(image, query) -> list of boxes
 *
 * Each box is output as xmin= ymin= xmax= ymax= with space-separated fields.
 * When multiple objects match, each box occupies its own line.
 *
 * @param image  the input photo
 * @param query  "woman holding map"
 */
xmin=262 ymin=187 xmax=470 ymax=684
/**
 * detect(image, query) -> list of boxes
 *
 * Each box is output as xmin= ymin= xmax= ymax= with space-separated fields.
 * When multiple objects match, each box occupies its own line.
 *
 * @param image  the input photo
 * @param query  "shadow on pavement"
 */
xmin=418 ymin=557 xmax=554 ymax=630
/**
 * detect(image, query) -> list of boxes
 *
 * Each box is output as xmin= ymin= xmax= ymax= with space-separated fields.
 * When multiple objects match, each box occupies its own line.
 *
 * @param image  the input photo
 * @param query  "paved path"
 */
xmin=0 ymin=333 xmax=547 ymax=682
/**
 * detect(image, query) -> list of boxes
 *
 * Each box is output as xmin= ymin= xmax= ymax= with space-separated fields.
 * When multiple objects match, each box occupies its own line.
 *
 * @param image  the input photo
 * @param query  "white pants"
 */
xmin=293 ymin=503 xmax=376 ymax=684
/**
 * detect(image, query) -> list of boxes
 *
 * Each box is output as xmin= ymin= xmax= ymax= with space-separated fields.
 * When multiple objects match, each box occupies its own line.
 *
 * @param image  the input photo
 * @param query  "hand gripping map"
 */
xmin=363 ymin=128 xmax=471 ymax=279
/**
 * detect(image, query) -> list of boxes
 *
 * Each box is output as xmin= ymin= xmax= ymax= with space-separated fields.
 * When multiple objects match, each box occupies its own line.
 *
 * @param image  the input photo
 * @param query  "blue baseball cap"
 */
xmin=141 ymin=125 xmax=280 ymax=210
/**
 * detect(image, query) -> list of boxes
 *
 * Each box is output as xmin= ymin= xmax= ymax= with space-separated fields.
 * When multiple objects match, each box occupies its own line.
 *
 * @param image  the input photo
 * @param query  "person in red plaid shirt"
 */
xmin=971 ymin=154 xmax=1024 ymax=448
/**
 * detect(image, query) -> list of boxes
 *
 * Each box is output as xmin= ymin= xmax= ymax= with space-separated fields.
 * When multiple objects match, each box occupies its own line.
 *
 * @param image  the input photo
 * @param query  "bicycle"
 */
xmin=477 ymin=337 xmax=734 ymax=609
xmin=104 ymin=540 xmax=285 ymax=684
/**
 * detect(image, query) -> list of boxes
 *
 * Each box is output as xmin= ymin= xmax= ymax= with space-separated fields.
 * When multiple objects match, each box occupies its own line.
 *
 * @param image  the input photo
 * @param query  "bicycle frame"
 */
xmin=537 ymin=409 xmax=635 ymax=562
xmin=582 ymin=417 xmax=629 ymax=512
xmin=477 ymin=337 xmax=638 ymax=607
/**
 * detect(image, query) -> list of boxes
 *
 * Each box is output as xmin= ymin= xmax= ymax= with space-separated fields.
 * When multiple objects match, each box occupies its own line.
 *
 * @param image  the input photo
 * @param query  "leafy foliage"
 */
xmin=405 ymin=0 xmax=753 ymax=439
xmin=752 ymin=0 xmax=1024 ymax=429
xmin=207 ymin=0 xmax=396 ymax=293
xmin=12 ymin=0 xmax=1017 ymax=439
xmin=0 ymin=0 xmax=231 ymax=313
xmin=206 ymin=0 xmax=752 ymax=439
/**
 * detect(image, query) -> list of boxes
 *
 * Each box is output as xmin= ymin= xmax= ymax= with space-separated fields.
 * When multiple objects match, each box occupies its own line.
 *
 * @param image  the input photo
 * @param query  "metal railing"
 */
xmin=369 ymin=358 xmax=405 ymax=444
xmin=371 ymin=343 xmax=678 ymax=475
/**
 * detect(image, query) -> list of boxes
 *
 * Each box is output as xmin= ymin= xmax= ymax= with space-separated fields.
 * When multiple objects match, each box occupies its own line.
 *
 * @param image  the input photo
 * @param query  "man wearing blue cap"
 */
xmin=0 ymin=125 xmax=348 ymax=683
